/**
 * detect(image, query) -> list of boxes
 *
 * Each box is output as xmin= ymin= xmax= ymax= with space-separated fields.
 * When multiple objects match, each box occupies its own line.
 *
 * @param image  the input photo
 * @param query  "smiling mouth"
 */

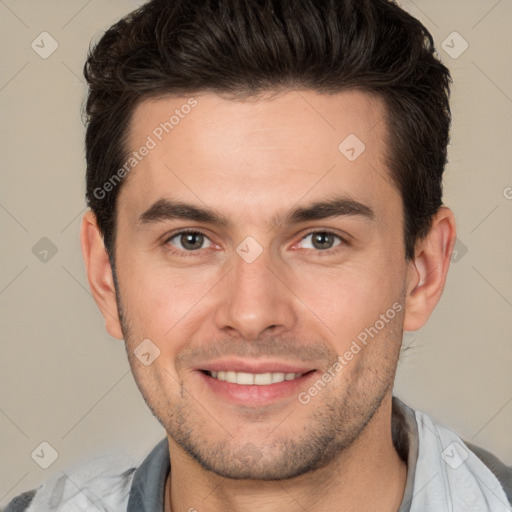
xmin=203 ymin=370 xmax=312 ymax=385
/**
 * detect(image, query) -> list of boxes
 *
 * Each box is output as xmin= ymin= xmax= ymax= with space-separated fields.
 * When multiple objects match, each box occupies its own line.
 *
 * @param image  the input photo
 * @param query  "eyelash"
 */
xmin=164 ymin=230 xmax=216 ymax=259
xmin=299 ymin=229 xmax=349 ymax=256
xmin=163 ymin=229 xmax=349 ymax=258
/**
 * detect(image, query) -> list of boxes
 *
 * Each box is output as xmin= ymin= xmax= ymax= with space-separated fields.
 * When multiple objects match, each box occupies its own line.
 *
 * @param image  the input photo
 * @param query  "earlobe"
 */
xmin=403 ymin=207 xmax=457 ymax=331
xmin=80 ymin=211 xmax=124 ymax=340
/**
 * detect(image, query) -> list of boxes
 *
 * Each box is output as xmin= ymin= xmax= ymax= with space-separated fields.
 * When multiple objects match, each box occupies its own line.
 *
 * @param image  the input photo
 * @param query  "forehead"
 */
xmin=118 ymin=90 xmax=399 ymax=229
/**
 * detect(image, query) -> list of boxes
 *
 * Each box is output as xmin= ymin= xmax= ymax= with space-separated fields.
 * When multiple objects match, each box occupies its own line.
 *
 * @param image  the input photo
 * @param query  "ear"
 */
xmin=80 ymin=210 xmax=124 ymax=340
xmin=403 ymin=207 xmax=457 ymax=331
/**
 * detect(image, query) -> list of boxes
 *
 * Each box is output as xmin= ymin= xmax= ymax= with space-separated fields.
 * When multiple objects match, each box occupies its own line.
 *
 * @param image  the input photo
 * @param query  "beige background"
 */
xmin=1 ymin=0 xmax=511 ymax=506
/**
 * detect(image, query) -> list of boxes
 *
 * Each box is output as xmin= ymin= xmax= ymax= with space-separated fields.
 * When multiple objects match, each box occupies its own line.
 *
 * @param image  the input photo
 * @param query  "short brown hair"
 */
xmin=84 ymin=0 xmax=451 ymax=261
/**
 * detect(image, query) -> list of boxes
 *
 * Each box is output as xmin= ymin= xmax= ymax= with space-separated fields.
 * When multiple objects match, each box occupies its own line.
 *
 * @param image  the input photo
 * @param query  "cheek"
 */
xmin=290 ymin=258 xmax=404 ymax=346
xmin=119 ymin=263 xmax=212 ymax=348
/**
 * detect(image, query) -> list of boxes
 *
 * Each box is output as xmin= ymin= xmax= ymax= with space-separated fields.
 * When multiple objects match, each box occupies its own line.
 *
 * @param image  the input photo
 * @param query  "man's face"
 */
xmin=113 ymin=90 xmax=412 ymax=479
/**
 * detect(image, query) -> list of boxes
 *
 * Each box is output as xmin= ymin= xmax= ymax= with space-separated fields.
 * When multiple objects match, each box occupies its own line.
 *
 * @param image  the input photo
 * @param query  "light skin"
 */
xmin=81 ymin=90 xmax=456 ymax=512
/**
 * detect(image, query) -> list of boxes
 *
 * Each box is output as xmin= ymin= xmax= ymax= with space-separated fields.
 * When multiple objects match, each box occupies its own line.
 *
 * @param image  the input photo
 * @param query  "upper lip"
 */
xmin=196 ymin=358 xmax=316 ymax=374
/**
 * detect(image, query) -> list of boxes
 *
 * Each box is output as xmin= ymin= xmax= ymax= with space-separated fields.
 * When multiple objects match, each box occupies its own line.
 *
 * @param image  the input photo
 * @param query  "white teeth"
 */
xmin=209 ymin=371 xmax=304 ymax=385
xmin=225 ymin=371 xmax=237 ymax=384
xmin=237 ymin=372 xmax=255 ymax=385
xmin=254 ymin=373 xmax=272 ymax=385
xmin=272 ymin=372 xmax=285 ymax=383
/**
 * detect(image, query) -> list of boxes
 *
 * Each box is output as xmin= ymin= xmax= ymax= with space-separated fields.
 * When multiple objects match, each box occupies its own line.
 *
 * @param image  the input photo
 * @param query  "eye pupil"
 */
xmin=181 ymin=232 xmax=203 ymax=250
xmin=172 ymin=231 xmax=341 ymax=254
xmin=312 ymin=232 xmax=334 ymax=250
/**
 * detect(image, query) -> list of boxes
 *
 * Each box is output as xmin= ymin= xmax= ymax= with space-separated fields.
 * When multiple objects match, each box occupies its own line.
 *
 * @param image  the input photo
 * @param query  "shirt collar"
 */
xmin=127 ymin=436 xmax=170 ymax=512
xmin=395 ymin=396 xmax=420 ymax=511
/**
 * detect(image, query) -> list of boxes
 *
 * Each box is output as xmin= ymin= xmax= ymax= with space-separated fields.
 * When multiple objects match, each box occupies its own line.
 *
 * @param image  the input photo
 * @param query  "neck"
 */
xmin=165 ymin=394 xmax=407 ymax=512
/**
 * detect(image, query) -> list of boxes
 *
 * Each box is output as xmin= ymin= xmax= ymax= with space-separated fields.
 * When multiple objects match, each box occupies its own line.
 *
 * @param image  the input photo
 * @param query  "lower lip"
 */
xmin=197 ymin=370 xmax=317 ymax=406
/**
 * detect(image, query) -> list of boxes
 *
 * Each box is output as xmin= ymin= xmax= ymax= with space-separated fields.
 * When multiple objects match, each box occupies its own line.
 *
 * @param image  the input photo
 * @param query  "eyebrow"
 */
xmin=136 ymin=195 xmax=375 ymax=229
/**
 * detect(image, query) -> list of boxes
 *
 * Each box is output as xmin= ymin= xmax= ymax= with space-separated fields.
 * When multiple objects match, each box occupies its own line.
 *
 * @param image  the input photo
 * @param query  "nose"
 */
xmin=213 ymin=245 xmax=298 ymax=341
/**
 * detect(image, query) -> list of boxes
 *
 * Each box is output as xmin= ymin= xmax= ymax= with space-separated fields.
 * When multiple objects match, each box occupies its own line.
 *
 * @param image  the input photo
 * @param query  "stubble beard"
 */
xmin=113 ymin=272 xmax=403 ymax=481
